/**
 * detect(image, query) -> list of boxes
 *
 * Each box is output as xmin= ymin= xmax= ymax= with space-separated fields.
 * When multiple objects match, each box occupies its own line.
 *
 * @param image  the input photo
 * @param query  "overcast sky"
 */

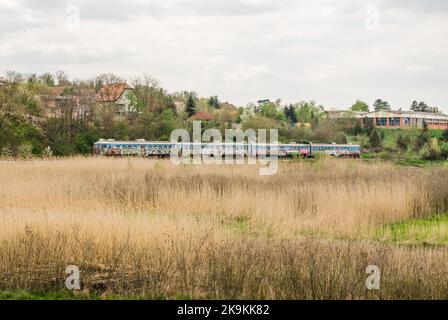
xmin=1 ymin=0 xmax=448 ymax=110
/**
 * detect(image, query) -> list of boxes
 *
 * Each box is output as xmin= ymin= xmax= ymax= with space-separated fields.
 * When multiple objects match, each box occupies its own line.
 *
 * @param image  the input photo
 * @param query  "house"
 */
xmin=192 ymin=111 xmax=215 ymax=121
xmin=96 ymin=83 xmax=136 ymax=114
xmin=39 ymin=87 xmax=95 ymax=119
xmin=329 ymin=109 xmax=448 ymax=130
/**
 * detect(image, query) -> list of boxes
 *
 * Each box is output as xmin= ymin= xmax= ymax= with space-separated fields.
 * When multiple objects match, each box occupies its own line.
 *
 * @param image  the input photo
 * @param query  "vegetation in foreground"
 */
xmin=1 ymin=158 xmax=448 ymax=299
xmin=374 ymin=214 xmax=448 ymax=246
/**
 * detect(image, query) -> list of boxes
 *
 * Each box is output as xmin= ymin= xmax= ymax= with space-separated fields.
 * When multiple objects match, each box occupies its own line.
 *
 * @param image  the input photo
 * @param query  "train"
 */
xmin=93 ymin=139 xmax=361 ymax=158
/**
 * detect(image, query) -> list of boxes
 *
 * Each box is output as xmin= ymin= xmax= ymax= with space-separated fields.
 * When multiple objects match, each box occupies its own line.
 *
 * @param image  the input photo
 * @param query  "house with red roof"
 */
xmin=96 ymin=83 xmax=136 ymax=114
xmin=192 ymin=111 xmax=215 ymax=121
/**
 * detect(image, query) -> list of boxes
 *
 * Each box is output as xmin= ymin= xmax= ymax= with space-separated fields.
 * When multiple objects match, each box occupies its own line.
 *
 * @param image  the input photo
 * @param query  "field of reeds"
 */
xmin=1 ymin=157 xmax=448 ymax=299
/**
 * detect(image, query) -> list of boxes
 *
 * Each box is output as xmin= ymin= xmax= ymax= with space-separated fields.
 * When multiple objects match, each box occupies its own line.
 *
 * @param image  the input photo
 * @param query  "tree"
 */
xmin=284 ymin=104 xmax=297 ymax=125
xmin=186 ymin=93 xmax=196 ymax=117
xmin=440 ymin=129 xmax=448 ymax=142
xmin=414 ymin=121 xmax=431 ymax=152
xmin=56 ymin=70 xmax=70 ymax=86
xmin=260 ymin=101 xmax=278 ymax=119
xmin=410 ymin=100 xmax=430 ymax=112
xmin=369 ymin=129 xmax=382 ymax=151
xmin=5 ymin=70 xmax=23 ymax=83
xmin=208 ymin=95 xmax=220 ymax=109
xmin=364 ymin=118 xmax=375 ymax=136
xmin=353 ymin=120 xmax=363 ymax=135
xmin=396 ymin=134 xmax=410 ymax=152
xmin=373 ymin=99 xmax=391 ymax=111
xmin=294 ymin=100 xmax=324 ymax=123
xmin=351 ymin=100 xmax=369 ymax=112
xmin=422 ymin=138 xmax=442 ymax=161
xmin=94 ymin=73 xmax=125 ymax=90
xmin=410 ymin=100 xmax=419 ymax=112
xmin=39 ymin=73 xmax=55 ymax=86
xmin=417 ymin=101 xmax=430 ymax=112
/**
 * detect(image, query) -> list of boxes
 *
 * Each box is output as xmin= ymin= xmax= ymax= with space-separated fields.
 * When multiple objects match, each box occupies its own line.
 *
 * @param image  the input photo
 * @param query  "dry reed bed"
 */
xmin=0 ymin=157 xmax=448 ymax=299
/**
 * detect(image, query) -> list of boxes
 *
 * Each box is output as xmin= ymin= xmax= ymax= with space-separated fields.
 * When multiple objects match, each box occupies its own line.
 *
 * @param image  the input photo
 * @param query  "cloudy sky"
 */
xmin=1 ymin=0 xmax=448 ymax=111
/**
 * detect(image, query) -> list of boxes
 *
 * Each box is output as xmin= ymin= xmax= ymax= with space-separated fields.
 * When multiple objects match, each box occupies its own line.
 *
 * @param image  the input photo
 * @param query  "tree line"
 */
xmin=0 ymin=71 xmax=351 ymax=157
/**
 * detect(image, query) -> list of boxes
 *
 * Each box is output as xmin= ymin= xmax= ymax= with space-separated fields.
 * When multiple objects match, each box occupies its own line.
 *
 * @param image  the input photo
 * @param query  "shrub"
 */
xmin=42 ymin=146 xmax=53 ymax=158
xmin=17 ymin=143 xmax=33 ymax=159
xmin=369 ymin=129 xmax=382 ymax=152
xmin=396 ymin=134 xmax=410 ymax=152
xmin=421 ymin=138 xmax=442 ymax=161
xmin=440 ymin=142 xmax=448 ymax=159
xmin=0 ymin=146 xmax=13 ymax=158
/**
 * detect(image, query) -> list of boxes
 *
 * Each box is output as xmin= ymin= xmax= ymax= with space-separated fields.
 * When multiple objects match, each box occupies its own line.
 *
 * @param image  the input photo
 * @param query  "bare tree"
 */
xmin=5 ymin=70 xmax=24 ymax=84
xmin=56 ymin=70 xmax=70 ymax=86
xmin=94 ymin=73 xmax=125 ymax=90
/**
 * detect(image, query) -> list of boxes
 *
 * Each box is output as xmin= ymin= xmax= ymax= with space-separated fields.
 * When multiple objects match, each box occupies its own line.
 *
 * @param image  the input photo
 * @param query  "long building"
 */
xmin=329 ymin=110 xmax=448 ymax=130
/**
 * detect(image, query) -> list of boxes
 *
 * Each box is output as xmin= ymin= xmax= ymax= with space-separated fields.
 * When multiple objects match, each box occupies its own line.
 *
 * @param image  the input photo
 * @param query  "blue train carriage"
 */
xmin=278 ymin=143 xmax=312 ymax=158
xmin=93 ymin=139 xmax=175 ymax=157
xmin=93 ymin=140 xmax=361 ymax=158
xmin=311 ymin=143 xmax=361 ymax=158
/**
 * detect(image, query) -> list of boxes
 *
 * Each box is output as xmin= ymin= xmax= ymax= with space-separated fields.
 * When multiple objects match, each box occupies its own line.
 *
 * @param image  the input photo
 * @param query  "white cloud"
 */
xmin=1 ymin=0 xmax=448 ymax=110
xmin=223 ymin=63 xmax=275 ymax=82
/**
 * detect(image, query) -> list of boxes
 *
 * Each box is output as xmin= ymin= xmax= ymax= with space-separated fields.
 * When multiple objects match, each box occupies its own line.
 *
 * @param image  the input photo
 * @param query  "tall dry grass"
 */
xmin=0 ymin=157 xmax=448 ymax=299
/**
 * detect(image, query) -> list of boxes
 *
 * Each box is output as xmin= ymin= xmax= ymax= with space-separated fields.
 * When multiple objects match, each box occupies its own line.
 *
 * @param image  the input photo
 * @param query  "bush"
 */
xmin=0 ymin=146 xmax=13 ymax=158
xmin=42 ymin=146 xmax=53 ymax=158
xmin=414 ymin=122 xmax=431 ymax=152
xmin=17 ymin=143 xmax=33 ymax=159
xmin=439 ymin=141 xmax=448 ymax=159
xmin=396 ymin=134 xmax=410 ymax=152
xmin=369 ymin=129 xmax=382 ymax=152
xmin=421 ymin=138 xmax=442 ymax=161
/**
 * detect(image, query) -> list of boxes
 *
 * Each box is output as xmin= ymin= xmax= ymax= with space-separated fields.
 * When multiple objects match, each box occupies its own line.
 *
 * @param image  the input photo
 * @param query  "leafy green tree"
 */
xmin=364 ymin=118 xmax=375 ymax=136
xmin=410 ymin=100 xmax=419 ymax=112
xmin=373 ymin=99 xmax=391 ymax=111
xmin=396 ymin=134 xmax=410 ymax=152
xmin=440 ymin=129 xmax=448 ymax=142
xmin=351 ymin=100 xmax=369 ymax=112
xmin=260 ymin=101 xmax=278 ymax=119
xmin=418 ymin=101 xmax=430 ymax=112
xmin=369 ymin=129 xmax=382 ymax=151
xmin=39 ymin=73 xmax=55 ymax=86
xmin=186 ymin=93 xmax=197 ymax=117
xmin=208 ymin=95 xmax=220 ymax=109
xmin=283 ymin=104 xmax=297 ymax=125
xmin=421 ymin=138 xmax=442 ymax=161
xmin=440 ymin=141 xmax=448 ymax=159
xmin=411 ymin=101 xmax=430 ymax=112
xmin=353 ymin=120 xmax=363 ymax=135
xmin=414 ymin=121 xmax=431 ymax=152
xmin=295 ymin=100 xmax=323 ymax=123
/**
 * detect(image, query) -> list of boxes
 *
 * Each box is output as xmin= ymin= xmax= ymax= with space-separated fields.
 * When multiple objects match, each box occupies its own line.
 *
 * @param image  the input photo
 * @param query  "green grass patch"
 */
xmin=0 ymin=290 xmax=101 ymax=300
xmin=373 ymin=214 xmax=448 ymax=246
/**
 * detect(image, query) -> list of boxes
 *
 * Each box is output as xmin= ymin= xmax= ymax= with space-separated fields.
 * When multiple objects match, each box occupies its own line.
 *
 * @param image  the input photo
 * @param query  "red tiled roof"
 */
xmin=96 ymin=83 xmax=131 ymax=102
xmin=192 ymin=111 xmax=215 ymax=121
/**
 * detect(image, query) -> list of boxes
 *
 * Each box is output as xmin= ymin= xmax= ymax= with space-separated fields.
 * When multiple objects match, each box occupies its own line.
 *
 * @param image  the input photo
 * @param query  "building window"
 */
xmin=376 ymin=118 xmax=387 ymax=126
xmin=389 ymin=117 xmax=401 ymax=126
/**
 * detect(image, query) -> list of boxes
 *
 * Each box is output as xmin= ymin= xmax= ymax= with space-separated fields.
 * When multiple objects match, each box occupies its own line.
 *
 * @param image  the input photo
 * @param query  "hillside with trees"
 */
xmin=1 ymin=71 xmax=448 ymax=163
xmin=0 ymin=71 xmax=350 ymax=157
